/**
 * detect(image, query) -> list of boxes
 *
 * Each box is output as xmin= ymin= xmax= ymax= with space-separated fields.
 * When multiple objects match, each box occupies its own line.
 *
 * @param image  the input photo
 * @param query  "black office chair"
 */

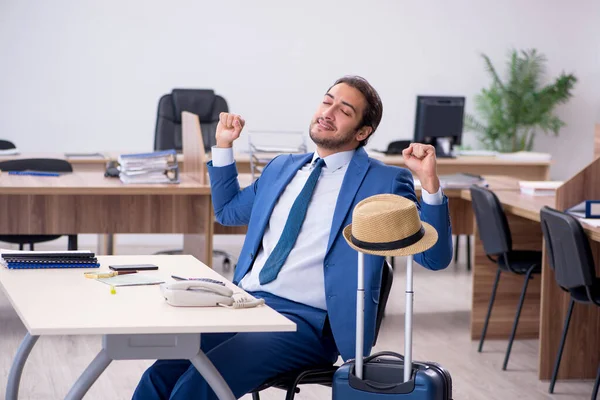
xmin=0 ymin=158 xmax=78 ymax=250
xmin=250 ymin=260 xmax=394 ymax=400
xmin=154 ymin=89 xmax=227 ymax=153
xmin=153 ymin=89 xmax=235 ymax=268
xmin=540 ymin=206 xmax=600 ymax=399
xmin=469 ymin=185 xmax=542 ymax=370
xmin=0 ymin=140 xmax=17 ymax=150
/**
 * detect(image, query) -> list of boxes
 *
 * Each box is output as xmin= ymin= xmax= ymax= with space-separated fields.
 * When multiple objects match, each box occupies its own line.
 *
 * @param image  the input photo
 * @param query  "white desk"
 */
xmin=0 ymin=255 xmax=295 ymax=400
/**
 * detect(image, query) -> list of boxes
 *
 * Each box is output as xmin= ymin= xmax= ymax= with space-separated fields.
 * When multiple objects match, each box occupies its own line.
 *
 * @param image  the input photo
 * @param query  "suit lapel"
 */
xmin=326 ymin=148 xmax=370 ymax=255
xmin=254 ymin=153 xmax=314 ymax=242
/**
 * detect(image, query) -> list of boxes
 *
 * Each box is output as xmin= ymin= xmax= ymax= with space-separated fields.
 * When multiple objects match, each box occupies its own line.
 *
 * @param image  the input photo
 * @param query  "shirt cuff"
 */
xmin=421 ymin=187 xmax=443 ymax=205
xmin=211 ymin=146 xmax=235 ymax=167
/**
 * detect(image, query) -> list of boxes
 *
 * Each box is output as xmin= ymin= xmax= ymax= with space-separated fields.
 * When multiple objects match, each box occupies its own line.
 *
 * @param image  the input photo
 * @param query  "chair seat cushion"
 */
xmin=498 ymin=250 xmax=543 ymax=274
xmin=0 ymin=235 xmax=63 ymax=245
xmin=570 ymin=278 xmax=600 ymax=304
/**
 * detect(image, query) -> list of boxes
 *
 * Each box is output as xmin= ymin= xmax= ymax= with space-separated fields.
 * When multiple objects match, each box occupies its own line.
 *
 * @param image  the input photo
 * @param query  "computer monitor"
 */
xmin=413 ymin=96 xmax=465 ymax=158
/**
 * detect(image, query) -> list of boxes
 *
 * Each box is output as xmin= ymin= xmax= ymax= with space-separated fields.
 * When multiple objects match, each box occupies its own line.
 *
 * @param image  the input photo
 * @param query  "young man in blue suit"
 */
xmin=134 ymin=76 xmax=453 ymax=399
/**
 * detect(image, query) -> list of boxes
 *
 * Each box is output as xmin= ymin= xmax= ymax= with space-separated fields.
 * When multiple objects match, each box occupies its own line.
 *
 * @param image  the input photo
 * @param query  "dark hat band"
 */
xmin=351 ymin=225 xmax=425 ymax=251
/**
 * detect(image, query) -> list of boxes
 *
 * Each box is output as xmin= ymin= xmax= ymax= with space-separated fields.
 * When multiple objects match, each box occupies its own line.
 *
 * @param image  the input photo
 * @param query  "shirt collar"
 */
xmin=311 ymin=149 xmax=355 ymax=171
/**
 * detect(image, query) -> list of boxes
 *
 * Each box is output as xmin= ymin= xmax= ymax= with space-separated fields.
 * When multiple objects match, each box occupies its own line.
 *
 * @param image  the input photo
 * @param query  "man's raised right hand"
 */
xmin=216 ymin=112 xmax=245 ymax=148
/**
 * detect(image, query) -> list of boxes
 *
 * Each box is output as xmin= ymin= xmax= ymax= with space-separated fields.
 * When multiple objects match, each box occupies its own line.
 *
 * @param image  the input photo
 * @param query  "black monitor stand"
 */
xmin=425 ymin=137 xmax=455 ymax=158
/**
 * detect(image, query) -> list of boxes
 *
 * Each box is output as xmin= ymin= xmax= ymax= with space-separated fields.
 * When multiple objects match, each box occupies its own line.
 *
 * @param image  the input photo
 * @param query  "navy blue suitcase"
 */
xmin=332 ymin=255 xmax=453 ymax=399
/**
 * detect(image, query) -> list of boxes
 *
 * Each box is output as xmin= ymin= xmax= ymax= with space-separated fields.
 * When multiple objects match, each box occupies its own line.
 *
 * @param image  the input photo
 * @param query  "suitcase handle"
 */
xmin=362 ymin=351 xmax=412 ymax=390
xmin=348 ymin=351 xmax=417 ymax=395
xmin=363 ymin=351 xmax=404 ymax=364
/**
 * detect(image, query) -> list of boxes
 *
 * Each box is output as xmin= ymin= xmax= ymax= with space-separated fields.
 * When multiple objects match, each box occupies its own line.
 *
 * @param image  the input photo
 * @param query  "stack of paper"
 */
xmin=519 ymin=181 xmax=563 ymax=196
xmin=496 ymin=152 xmax=552 ymax=162
xmin=579 ymin=219 xmax=600 ymax=228
xmin=118 ymin=150 xmax=179 ymax=184
xmin=439 ymin=173 xmax=487 ymax=189
xmin=97 ymin=273 xmax=165 ymax=287
xmin=454 ymin=149 xmax=499 ymax=157
xmin=0 ymin=249 xmax=99 ymax=269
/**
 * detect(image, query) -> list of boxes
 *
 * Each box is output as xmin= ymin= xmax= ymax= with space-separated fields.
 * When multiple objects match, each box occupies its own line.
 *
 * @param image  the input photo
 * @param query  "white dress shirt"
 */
xmin=211 ymin=147 xmax=442 ymax=310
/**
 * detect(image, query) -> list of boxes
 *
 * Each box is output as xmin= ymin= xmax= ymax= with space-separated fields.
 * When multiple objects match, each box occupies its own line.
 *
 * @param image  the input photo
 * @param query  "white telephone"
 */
xmin=160 ymin=280 xmax=265 ymax=309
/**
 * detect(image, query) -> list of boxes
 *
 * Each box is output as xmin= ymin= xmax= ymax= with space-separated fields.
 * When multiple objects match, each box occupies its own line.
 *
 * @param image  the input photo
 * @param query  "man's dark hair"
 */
xmin=329 ymin=75 xmax=383 ymax=147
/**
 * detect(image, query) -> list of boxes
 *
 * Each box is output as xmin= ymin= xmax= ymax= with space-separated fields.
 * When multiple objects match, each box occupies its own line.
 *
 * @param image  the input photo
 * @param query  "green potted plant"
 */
xmin=465 ymin=49 xmax=577 ymax=153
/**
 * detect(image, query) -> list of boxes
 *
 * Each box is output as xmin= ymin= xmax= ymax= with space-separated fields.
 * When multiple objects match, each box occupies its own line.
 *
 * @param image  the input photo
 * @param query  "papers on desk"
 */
xmin=453 ymin=149 xmax=498 ymax=157
xmin=579 ymin=218 xmax=600 ymax=228
xmin=567 ymin=201 xmax=588 ymax=218
xmin=97 ymin=273 xmax=165 ymax=287
xmin=519 ymin=181 xmax=563 ymax=196
xmin=439 ymin=173 xmax=487 ymax=189
xmin=566 ymin=200 xmax=600 ymax=219
xmin=496 ymin=151 xmax=552 ymax=162
xmin=118 ymin=150 xmax=179 ymax=184
xmin=65 ymin=152 xmax=105 ymax=159
xmin=413 ymin=174 xmax=486 ymax=190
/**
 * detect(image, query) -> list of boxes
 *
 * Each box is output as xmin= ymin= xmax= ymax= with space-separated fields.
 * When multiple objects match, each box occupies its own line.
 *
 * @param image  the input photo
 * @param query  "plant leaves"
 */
xmin=467 ymin=48 xmax=576 ymax=152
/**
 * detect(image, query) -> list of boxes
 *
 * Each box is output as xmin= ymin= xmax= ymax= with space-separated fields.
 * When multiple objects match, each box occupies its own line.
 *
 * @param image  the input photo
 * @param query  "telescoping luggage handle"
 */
xmin=355 ymin=252 xmax=414 ymax=383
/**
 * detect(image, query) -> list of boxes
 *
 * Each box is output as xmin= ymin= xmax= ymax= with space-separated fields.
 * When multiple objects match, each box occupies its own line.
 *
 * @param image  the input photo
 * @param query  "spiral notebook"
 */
xmin=0 ymin=249 xmax=100 ymax=270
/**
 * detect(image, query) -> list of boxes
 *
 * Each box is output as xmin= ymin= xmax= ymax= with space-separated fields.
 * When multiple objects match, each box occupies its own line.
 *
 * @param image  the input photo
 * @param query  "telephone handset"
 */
xmin=160 ymin=281 xmax=265 ymax=308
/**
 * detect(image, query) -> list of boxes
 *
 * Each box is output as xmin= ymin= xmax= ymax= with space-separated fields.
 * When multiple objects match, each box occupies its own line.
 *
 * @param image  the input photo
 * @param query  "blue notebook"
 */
xmin=1 ymin=249 xmax=99 ymax=270
xmin=6 ymin=262 xmax=100 ymax=270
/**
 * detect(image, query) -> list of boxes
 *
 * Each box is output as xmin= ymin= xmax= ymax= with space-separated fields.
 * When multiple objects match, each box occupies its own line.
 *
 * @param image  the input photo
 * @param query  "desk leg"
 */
xmin=190 ymin=350 xmax=236 ymax=400
xmin=97 ymin=234 xmax=115 ymax=255
xmin=64 ymin=349 xmax=112 ymax=400
xmin=102 ymin=333 xmax=234 ymax=400
xmin=6 ymin=333 xmax=39 ymax=400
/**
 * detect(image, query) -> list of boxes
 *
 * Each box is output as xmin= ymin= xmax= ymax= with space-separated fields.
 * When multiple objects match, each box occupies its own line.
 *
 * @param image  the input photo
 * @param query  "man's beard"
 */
xmin=309 ymin=120 xmax=357 ymax=150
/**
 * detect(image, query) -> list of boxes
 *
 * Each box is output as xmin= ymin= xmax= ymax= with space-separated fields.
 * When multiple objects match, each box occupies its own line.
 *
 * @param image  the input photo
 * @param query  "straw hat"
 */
xmin=343 ymin=194 xmax=438 ymax=256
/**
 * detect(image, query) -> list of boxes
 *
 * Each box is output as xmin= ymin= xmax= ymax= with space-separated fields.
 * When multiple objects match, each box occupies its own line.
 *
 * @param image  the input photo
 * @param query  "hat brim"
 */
xmin=343 ymin=221 xmax=438 ymax=256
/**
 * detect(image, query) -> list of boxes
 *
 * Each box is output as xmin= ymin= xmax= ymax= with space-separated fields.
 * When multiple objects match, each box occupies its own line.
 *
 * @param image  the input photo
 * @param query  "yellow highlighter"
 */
xmin=84 ymin=271 xmax=137 ymax=279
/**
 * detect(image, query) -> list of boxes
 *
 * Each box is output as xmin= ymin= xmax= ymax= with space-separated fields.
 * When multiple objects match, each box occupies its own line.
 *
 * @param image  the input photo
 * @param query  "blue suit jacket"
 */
xmin=207 ymin=147 xmax=452 ymax=360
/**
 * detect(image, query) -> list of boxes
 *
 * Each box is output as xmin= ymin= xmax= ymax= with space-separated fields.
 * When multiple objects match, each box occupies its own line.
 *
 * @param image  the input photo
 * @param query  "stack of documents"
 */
xmin=496 ymin=152 xmax=552 ymax=162
xmin=454 ymin=149 xmax=499 ymax=157
xmin=118 ymin=150 xmax=179 ymax=184
xmin=519 ymin=181 xmax=563 ymax=196
xmin=438 ymin=173 xmax=487 ymax=189
xmin=0 ymin=249 xmax=99 ymax=269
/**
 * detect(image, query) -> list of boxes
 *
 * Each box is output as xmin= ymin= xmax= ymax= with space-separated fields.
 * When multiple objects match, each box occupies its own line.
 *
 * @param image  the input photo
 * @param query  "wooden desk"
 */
xmin=0 ymin=153 xmax=109 ymax=172
xmin=437 ymin=176 xmax=529 ymax=238
xmin=0 ymin=172 xmax=214 ymax=264
xmin=460 ymin=181 xmax=600 ymax=381
xmin=1 ymin=152 xmax=551 ymax=181
xmin=233 ymin=152 xmax=551 ymax=180
xmin=0 ymin=255 xmax=295 ymax=400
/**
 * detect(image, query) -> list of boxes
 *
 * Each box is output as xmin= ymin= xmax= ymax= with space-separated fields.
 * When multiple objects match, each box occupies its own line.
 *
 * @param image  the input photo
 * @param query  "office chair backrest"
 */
xmin=154 ymin=89 xmax=228 ymax=152
xmin=540 ymin=206 xmax=596 ymax=290
xmin=373 ymin=260 xmax=394 ymax=346
xmin=0 ymin=158 xmax=73 ymax=172
xmin=0 ymin=140 xmax=16 ymax=150
xmin=469 ymin=185 xmax=512 ymax=256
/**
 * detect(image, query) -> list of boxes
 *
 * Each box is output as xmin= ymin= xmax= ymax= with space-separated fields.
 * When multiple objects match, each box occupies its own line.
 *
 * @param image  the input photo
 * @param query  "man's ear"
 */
xmin=355 ymin=126 xmax=373 ymax=142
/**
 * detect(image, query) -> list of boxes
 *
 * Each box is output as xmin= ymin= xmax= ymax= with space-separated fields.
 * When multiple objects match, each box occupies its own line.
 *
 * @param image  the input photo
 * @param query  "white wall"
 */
xmin=1 ymin=0 xmax=599 ymax=179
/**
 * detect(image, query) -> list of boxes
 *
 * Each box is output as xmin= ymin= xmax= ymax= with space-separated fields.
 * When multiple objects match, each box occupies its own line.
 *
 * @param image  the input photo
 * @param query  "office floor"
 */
xmin=0 ymin=235 xmax=595 ymax=400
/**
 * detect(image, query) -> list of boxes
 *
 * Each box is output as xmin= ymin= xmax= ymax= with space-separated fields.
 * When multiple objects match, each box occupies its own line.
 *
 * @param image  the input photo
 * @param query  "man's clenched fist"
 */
xmin=216 ymin=112 xmax=245 ymax=148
